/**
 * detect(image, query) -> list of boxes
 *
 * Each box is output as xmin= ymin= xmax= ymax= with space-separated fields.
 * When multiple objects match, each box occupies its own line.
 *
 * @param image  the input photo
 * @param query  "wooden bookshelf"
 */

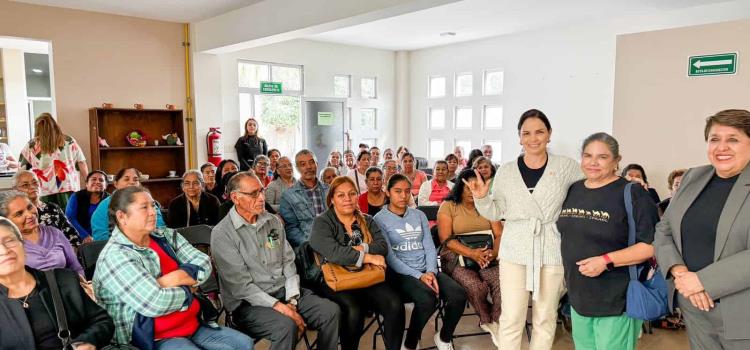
xmin=89 ymin=108 xmax=186 ymax=205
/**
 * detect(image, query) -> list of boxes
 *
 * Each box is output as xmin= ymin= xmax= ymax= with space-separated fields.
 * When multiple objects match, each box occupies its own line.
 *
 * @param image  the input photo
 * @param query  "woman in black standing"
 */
xmin=234 ymin=118 xmax=268 ymax=171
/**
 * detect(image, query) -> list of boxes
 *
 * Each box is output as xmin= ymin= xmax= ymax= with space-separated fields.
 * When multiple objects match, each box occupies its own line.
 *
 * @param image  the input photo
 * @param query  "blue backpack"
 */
xmin=623 ymin=182 xmax=669 ymax=321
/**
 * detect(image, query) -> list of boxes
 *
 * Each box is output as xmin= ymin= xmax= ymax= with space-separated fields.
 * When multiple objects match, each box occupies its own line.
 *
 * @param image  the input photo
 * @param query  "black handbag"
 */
xmin=294 ymin=241 xmax=322 ymax=285
xmin=438 ymin=230 xmax=496 ymax=272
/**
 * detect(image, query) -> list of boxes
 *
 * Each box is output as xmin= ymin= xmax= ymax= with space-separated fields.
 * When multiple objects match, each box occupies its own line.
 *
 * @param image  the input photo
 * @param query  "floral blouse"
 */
xmin=38 ymin=201 xmax=81 ymax=247
xmin=20 ymin=135 xmax=86 ymax=196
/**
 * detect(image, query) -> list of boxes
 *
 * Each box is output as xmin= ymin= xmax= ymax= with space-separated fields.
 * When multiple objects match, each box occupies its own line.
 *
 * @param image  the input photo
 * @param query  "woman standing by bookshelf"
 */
xmin=19 ymin=113 xmax=88 ymax=208
xmin=235 ymin=118 xmax=268 ymax=171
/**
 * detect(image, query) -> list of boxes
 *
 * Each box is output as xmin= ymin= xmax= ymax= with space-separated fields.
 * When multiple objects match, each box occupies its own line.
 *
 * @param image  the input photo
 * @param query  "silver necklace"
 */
xmin=18 ymin=291 xmax=31 ymax=308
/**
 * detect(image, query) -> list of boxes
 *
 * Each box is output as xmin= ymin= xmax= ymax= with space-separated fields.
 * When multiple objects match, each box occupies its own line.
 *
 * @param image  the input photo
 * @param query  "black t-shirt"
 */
xmin=517 ymin=156 xmax=547 ymax=193
xmin=368 ymin=203 xmax=383 ymax=216
xmin=681 ymin=173 xmax=739 ymax=272
xmin=558 ymin=177 xmax=659 ymax=317
xmin=17 ymin=289 xmax=63 ymax=350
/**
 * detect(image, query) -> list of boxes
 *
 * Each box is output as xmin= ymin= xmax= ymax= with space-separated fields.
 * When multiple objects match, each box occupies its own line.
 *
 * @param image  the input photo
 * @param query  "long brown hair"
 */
xmin=326 ymin=176 xmax=373 ymax=242
xmin=243 ymin=118 xmax=260 ymax=138
xmin=35 ymin=113 xmax=65 ymax=154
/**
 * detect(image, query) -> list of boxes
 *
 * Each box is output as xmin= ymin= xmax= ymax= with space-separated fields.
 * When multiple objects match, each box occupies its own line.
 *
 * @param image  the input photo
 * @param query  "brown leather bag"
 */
xmin=316 ymin=216 xmax=385 ymax=291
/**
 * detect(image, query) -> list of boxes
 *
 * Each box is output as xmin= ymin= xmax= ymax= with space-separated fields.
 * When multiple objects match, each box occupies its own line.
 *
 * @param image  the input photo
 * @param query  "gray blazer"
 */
xmin=654 ymin=164 xmax=750 ymax=339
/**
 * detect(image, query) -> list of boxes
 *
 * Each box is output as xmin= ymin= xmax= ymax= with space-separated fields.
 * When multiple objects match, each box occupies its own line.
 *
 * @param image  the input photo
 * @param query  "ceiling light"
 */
xmin=440 ymin=32 xmax=456 ymax=37
xmin=32 ymin=68 xmax=43 ymax=74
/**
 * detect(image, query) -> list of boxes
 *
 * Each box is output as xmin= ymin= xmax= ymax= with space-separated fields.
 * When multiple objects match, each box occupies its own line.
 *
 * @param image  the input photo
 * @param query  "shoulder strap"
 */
xmin=354 ymin=171 xmax=361 ymax=193
xmin=43 ymin=270 xmax=72 ymax=347
xmin=623 ymin=182 xmax=638 ymax=281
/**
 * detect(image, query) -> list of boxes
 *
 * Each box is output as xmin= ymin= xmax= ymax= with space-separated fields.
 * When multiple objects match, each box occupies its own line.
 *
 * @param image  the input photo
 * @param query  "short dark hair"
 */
xmin=466 ymin=149 xmax=483 ymax=169
xmin=267 ymin=148 xmax=280 ymax=157
xmin=365 ymin=166 xmax=383 ymax=178
xmin=668 ymin=168 xmax=687 ymax=190
xmin=704 ymin=109 xmax=750 ymax=141
xmin=115 ymin=168 xmax=141 ymax=182
xmin=444 ymin=153 xmax=458 ymax=162
xmin=358 ymin=143 xmax=369 ymax=149
xmin=87 ymin=170 xmax=108 ymax=182
xmin=517 ymin=109 xmax=551 ymax=133
xmin=200 ymin=162 xmax=215 ymax=172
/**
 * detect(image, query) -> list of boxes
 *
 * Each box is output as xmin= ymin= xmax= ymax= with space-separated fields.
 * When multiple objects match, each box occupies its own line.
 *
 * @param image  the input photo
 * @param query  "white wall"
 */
xmin=1 ymin=48 xmax=30 ymax=156
xmin=193 ymin=39 xmax=396 ymax=165
xmin=408 ymin=0 xmax=750 ymax=166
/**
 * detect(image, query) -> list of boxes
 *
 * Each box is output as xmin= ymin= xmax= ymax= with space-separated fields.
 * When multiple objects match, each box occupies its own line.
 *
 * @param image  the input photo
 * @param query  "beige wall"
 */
xmin=0 ymin=0 xmax=186 ymax=164
xmin=613 ymin=19 xmax=750 ymax=196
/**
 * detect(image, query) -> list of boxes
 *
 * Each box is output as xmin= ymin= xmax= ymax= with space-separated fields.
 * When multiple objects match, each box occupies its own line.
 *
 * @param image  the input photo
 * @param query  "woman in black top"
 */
xmin=558 ymin=133 xmax=658 ymax=350
xmin=310 ymin=176 xmax=405 ymax=350
xmin=621 ymin=163 xmax=661 ymax=203
xmin=234 ymin=118 xmax=268 ymax=171
xmin=167 ymin=170 xmax=221 ymax=228
xmin=0 ymin=217 xmax=114 ymax=349
xmin=210 ymin=159 xmax=239 ymax=202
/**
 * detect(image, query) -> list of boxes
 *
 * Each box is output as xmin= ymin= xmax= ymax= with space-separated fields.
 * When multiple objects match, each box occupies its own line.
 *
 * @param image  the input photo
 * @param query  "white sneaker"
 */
xmin=434 ymin=332 xmax=454 ymax=350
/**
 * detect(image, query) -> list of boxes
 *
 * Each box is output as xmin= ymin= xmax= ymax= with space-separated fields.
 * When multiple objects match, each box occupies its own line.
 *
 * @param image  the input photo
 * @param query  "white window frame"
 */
xmin=454 ymin=106 xmax=473 ymax=130
xmin=334 ymin=74 xmax=351 ymax=98
xmin=429 ymin=107 xmax=446 ymax=130
xmin=454 ymin=72 xmax=473 ymax=97
xmin=429 ymin=138 xmax=446 ymax=160
xmin=360 ymin=77 xmax=378 ymax=99
xmin=482 ymin=69 xmax=504 ymax=96
xmin=428 ymin=75 xmax=446 ymax=99
xmin=482 ymin=139 xmax=503 ymax=163
xmin=360 ymin=108 xmax=378 ymax=130
xmin=482 ymin=105 xmax=503 ymax=130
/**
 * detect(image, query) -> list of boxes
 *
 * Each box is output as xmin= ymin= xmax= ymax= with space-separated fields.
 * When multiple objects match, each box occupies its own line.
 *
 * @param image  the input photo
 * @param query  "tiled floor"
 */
xmin=254 ymin=304 xmax=690 ymax=349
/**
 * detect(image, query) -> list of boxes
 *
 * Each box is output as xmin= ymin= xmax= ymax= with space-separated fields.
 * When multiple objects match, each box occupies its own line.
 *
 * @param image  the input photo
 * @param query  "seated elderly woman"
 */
xmin=320 ymin=167 xmax=338 ymax=186
xmin=0 ymin=191 xmax=84 ymax=277
xmin=65 ymin=170 xmax=109 ymax=242
xmin=13 ymin=169 xmax=81 ymax=247
xmin=94 ymin=186 xmax=253 ymax=349
xmin=418 ymin=160 xmax=453 ymax=206
xmin=266 ymin=156 xmax=297 ymax=212
xmin=0 ymin=217 xmax=114 ymax=349
xmin=167 ymin=170 xmax=221 ymax=228
xmin=91 ymin=167 xmax=166 ymax=241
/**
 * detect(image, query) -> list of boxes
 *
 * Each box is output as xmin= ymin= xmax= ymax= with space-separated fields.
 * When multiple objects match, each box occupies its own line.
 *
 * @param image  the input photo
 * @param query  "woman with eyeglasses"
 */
xmin=0 ymin=217 xmax=114 ymax=349
xmin=310 ymin=176 xmax=405 ymax=350
xmin=266 ymin=156 xmax=296 ymax=212
xmin=0 ymin=191 xmax=84 ymax=277
xmin=252 ymin=154 xmax=273 ymax=187
xmin=167 ymin=170 xmax=221 ymax=228
xmin=65 ymin=170 xmax=109 ymax=243
xmin=13 ymin=169 xmax=82 ymax=247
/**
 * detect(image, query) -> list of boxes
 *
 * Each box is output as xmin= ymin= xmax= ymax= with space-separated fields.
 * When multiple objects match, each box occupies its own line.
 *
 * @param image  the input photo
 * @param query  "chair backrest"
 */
xmin=78 ymin=240 xmax=108 ymax=280
xmin=422 ymin=168 xmax=434 ymax=176
xmin=174 ymin=225 xmax=218 ymax=293
xmin=415 ymin=157 xmax=428 ymax=170
xmin=175 ymin=224 xmax=213 ymax=246
xmin=416 ymin=205 xmax=440 ymax=221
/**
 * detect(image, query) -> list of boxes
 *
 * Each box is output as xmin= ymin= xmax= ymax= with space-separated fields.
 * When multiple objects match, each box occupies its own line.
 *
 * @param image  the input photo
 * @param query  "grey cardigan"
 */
xmin=309 ymin=208 xmax=389 ymax=268
xmin=655 ymin=164 xmax=750 ymax=339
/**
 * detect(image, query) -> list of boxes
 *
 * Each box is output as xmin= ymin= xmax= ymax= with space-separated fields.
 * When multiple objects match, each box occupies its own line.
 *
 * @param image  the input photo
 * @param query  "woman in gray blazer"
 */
xmin=655 ymin=109 xmax=750 ymax=350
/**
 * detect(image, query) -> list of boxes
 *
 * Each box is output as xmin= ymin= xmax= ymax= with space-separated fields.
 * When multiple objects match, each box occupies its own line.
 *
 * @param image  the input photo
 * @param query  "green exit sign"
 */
xmin=260 ymin=81 xmax=283 ymax=94
xmin=689 ymin=53 xmax=737 ymax=76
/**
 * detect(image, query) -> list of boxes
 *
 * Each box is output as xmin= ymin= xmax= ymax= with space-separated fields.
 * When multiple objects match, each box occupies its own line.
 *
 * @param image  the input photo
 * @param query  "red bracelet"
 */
xmin=601 ymin=254 xmax=613 ymax=264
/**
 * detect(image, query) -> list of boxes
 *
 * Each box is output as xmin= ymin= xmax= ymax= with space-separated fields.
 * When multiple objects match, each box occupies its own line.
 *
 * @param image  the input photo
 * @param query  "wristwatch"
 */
xmin=602 ymin=254 xmax=615 ymax=271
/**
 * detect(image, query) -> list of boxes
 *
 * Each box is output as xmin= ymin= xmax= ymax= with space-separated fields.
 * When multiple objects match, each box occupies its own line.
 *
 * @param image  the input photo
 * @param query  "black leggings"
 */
xmin=390 ymin=271 xmax=467 ymax=348
xmin=318 ymin=282 xmax=405 ymax=350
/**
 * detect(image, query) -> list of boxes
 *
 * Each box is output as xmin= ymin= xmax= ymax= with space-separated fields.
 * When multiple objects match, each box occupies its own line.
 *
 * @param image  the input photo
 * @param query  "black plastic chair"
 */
xmin=416 ymin=205 xmax=440 ymax=221
xmin=175 ymin=225 xmax=218 ymax=294
xmin=78 ymin=240 xmax=108 ymax=281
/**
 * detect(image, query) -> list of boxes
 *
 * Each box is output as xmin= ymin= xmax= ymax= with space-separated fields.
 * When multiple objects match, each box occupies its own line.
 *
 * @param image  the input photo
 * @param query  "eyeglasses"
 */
xmin=234 ymin=187 xmax=266 ymax=199
xmin=182 ymin=181 xmax=202 ymax=188
xmin=16 ymin=181 xmax=39 ymax=189
xmin=0 ymin=239 xmax=20 ymax=249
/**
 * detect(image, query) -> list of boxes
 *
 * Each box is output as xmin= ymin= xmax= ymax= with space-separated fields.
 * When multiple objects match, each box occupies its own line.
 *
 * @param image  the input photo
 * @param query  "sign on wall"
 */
xmin=260 ymin=81 xmax=283 ymax=94
xmin=688 ymin=53 xmax=737 ymax=76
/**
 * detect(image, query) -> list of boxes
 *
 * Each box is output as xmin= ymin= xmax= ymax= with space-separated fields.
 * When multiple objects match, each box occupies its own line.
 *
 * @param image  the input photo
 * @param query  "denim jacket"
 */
xmin=278 ymin=180 xmax=329 ymax=248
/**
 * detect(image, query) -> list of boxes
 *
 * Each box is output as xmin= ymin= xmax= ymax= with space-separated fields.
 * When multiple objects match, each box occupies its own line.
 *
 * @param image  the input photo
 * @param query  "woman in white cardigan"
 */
xmin=465 ymin=109 xmax=582 ymax=350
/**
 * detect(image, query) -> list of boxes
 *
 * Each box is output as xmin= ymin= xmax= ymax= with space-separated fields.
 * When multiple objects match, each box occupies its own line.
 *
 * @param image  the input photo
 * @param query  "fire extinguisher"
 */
xmin=207 ymin=127 xmax=223 ymax=166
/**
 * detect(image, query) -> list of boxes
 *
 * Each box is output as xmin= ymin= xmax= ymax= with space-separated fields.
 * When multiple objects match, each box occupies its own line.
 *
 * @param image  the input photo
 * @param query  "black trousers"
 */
xmin=389 ymin=271 xmax=467 ymax=348
xmin=318 ymin=281 xmax=405 ymax=350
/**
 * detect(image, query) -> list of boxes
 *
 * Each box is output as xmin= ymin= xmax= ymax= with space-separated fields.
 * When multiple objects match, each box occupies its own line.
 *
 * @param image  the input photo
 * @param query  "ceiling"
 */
xmin=309 ymin=0 xmax=738 ymax=50
xmin=12 ymin=0 xmax=265 ymax=22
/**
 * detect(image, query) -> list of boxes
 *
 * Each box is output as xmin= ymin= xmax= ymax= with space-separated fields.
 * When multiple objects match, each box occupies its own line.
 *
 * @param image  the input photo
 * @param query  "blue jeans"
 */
xmin=156 ymin=325 xmax=254 ymax=350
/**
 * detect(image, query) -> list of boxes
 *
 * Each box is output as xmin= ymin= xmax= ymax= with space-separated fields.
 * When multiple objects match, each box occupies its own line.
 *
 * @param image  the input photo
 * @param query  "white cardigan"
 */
xmin=475 ymin=154 xmax=581 ymax=298
xmin=417 ymin=179 xmax=454 ymax=206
